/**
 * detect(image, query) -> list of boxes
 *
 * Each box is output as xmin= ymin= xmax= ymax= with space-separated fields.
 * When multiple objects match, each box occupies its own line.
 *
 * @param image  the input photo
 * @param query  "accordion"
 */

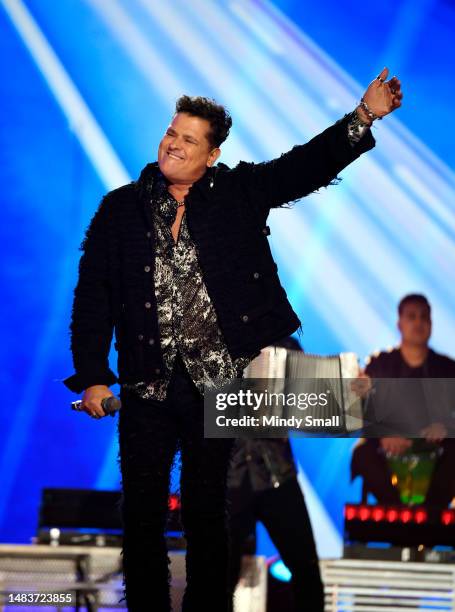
xmin=243 ymin=347 xmax=363 ymax=433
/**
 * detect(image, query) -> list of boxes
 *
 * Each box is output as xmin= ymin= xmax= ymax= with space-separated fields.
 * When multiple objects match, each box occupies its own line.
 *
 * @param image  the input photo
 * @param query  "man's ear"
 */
xmin=207 ymin=148 xmax=221 ymax=167
xmin=397 ymin=319 xmax=402 ymax=334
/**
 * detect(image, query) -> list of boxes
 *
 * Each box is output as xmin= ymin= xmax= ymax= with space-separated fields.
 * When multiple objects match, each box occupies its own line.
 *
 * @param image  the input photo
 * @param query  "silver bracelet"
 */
xmin=360 ymin=97 xmax=382 ymax=121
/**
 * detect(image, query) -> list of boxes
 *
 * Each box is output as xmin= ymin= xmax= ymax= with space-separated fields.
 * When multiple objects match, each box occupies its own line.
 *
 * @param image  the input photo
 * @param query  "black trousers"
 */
xmin=119 ymin=355 xmax=234 ymax=612
xmin=229 ymin=476 xmax=324 ymax=612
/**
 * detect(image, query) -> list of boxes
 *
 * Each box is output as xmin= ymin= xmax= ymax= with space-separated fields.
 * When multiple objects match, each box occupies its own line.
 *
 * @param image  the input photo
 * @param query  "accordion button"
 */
xmin=242 ymin=315 xmax=249 ymax=323
xmin=145 ymin=302 xmax=151 ymax=309
xmin=138 ymin=334 xmax=144 ymax=341
xmin=253 ymin=272 xmax=260 ymax=279
xmin=144 ymin=265 xmax=151 ymax=272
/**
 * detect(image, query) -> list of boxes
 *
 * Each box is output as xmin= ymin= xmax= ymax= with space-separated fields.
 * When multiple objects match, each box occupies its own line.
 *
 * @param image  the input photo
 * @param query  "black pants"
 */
xmin=229 ymin=477 xmax=324 ymax=612
xmin=351 ymin=439 xmax=455 ymax=506
xmin=119 ymin=355 xmax=234 ymax=611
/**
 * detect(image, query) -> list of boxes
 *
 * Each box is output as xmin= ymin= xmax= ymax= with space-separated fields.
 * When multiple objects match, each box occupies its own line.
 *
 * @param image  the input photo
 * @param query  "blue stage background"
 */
xmin=1 ymin=0 xmax=454 ymax=559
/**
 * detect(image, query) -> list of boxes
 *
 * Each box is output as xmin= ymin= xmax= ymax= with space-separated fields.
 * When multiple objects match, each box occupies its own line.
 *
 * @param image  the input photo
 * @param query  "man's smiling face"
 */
xmin=158 ymin=112 xmax=220 ymax=185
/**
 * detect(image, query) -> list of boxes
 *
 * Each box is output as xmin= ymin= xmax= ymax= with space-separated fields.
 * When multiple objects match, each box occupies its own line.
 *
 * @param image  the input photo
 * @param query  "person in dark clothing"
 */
xmin=65 ymin=74 xmax=402 ymax=611
xmin=351 ymin=294 xmax=455 ymax=507
xmin=228 ymin=337 xmax=324 ymax=611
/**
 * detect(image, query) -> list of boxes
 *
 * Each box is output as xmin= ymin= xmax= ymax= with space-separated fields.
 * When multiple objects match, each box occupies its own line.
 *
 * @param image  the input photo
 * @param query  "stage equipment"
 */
xmin=0 ymin=544 xmax=185 ymax=611
xmin=322 ymin=558 xmax=455 ymax=610
xmin=37 ymin=488 xmax=183 ymax=548
xmin=0 ymin=545 xmax=265 ymax=612
xmin=344 ymin=503 xmax=455 ymax=561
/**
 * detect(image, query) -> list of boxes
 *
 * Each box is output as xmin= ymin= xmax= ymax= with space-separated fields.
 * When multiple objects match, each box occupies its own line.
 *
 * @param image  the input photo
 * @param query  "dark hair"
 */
xmin=398 ymin=294 xmax=431 ymax=316
xmin=175 ymin=95 xmax=232 ymax=148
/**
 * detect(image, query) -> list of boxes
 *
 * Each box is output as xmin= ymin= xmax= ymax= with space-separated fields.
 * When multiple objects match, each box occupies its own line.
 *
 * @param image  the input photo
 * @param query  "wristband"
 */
xmin=360 ymin=97 xmax=382 ymax=121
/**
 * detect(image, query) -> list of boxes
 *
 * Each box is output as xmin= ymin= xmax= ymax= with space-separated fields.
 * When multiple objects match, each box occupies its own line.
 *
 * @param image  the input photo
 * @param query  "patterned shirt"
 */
xmin=125 ymin=173 xmax=251 ymax=400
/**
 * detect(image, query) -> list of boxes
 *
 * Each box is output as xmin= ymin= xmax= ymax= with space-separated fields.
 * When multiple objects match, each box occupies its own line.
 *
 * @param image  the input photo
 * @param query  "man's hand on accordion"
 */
xmin=350 ymin=371 xmax=372 ymax=399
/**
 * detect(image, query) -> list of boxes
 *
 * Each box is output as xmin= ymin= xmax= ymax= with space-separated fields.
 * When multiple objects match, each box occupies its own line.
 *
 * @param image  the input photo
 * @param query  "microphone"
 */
xmin=71 ymin=396 xmax=122 ymax=417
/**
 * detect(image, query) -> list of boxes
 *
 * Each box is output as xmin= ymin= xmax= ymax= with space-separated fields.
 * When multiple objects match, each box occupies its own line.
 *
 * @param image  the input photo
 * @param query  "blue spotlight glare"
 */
xmin=269 ymin=559 xmax=292 ymax=583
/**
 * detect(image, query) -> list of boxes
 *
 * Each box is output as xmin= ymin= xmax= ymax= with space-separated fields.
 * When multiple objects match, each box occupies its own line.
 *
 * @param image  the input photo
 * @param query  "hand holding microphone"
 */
xmin=71 ymin=385 xmax=121 ymax=419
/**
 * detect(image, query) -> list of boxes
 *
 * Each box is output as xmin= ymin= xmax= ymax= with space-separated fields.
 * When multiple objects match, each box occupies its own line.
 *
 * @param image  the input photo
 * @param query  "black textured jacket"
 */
xmin=64 ymin=115 xmax=375 ymax=393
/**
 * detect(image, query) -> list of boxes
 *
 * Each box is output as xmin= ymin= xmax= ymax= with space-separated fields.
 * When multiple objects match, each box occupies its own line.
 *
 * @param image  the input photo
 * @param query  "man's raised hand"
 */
xmin=359 ymin=67 xmax=403 ymax=121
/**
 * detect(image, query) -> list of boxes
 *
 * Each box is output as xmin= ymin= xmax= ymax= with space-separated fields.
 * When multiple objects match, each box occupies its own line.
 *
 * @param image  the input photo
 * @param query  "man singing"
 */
xmin=65 ymin=68 xmax=402 ymax=611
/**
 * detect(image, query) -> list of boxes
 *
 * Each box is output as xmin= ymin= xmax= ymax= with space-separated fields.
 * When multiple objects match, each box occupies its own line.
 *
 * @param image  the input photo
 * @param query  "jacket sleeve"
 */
xmin=232 ymin=114 xmax=375 ymax=214
xmin=64 ymin=194 xmax=118 ymax=394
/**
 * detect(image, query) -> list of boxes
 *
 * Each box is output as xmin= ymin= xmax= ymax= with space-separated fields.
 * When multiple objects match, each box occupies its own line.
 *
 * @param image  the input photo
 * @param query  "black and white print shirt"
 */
xmin=125 ymin=173 xmax=251 ymax=400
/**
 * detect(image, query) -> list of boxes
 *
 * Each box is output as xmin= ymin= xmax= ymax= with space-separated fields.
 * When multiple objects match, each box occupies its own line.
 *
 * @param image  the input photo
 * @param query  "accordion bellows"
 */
xmin=243 ymin=346 xmax=363 ymax=433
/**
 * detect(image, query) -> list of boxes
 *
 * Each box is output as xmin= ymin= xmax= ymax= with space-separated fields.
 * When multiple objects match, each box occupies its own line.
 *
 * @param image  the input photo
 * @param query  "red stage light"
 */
xmin=358 ymin=506 xmax=371 ymax=521
xmin=345 ymin=505 xmax=357 ymax=521
xmin=414 ymin=509 xmax=427 ymax=524
xmin=372 ymin=507 xmax=385 ymax=522
xmin=386 ymin=508 xmax=399 ymax=522
xmin=168 ymin=495 xmax=181 ymax=511
xmin=441 ymin=510 xmax=455 ymax=526
xmin=400 ymin=509 xmax=413 ymax=523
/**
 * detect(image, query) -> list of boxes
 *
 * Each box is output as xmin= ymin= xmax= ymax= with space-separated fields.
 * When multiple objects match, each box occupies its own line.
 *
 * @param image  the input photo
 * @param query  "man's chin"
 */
xmin=158 ymin=161 xmax=206 ymax=185
xmin=408 ymin=337 xmax=430 ymax=348
xmin=161 ymin=171 xmax=182 ymax=183
xmin=158 ymin=162 xmax=181 ymax=183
